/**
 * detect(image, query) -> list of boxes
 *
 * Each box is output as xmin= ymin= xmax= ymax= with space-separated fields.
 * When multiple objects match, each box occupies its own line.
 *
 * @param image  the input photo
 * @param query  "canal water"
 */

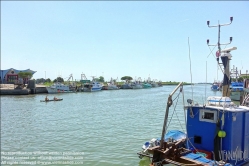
xmin=1 ymin=84 xmax=222 ymax=166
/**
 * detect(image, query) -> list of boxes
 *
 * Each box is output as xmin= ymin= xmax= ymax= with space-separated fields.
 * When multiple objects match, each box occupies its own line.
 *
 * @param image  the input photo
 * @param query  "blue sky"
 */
xmin=1 ymin=1 xmax=249 ymax=83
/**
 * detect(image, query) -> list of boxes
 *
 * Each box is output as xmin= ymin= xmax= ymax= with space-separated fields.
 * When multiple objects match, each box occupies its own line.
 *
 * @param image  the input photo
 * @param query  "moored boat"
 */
xmin=211 ymin=81 xmax=221 ymax=91
xmin=131 ymin=82 xmax=143 ymax=89
xmin=151 ymin=81 xmax=159 ymax=87
xmin=83 ymin=80 xmax=102 ymax=92
xmin=142 ymin=82 xmax=152 ymax=88
xmin=107 ymin=78 xmax=119 ymax=90
xmin=230 ymin=82 xmax=244 ymax=101
xmin=120 ymin=81 xmax=133 ymax=89
xmin=131 ymin=77 xmax=143 ymax=89
xmin=46 ymin=82 xmax=72 ymax=93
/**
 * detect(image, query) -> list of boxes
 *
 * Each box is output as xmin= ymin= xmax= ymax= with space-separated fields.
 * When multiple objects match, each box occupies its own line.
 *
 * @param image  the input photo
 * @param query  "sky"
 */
xmin=1 ymin=1 xmax=249 ymax=83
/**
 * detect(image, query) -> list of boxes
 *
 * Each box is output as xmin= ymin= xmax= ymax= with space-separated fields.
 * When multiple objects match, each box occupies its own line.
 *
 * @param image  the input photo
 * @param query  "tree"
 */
xmin=53 ymin=77 xmax=64 ymax=83
xmin=18 ymin=72 xmax=33 ymax=79
xmin=121 ymin=76 xmax=133 ymax=81
xmin=98 ymin=76 xmax=105 ymax=82
xmin=232 ymin=76 xmax=248 ymax=82
xmin=36 ymin=78 xmax=45 ymax=84
xmin=45 ymin=78 xmax=51 ymax=83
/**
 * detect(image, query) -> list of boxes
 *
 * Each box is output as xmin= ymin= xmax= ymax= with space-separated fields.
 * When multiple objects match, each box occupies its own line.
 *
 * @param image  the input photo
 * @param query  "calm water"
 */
xmin=1 ymin=84 xmax=222 ymax=166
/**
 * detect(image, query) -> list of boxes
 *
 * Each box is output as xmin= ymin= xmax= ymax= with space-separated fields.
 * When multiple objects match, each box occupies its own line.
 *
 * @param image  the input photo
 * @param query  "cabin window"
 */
xmin=194 ymin=136 xmax=202 ymax=144
xmin=204 ymin=112 xmax=214 ymax=120
xmin=199 ymin=109 xmax=217 ymax=123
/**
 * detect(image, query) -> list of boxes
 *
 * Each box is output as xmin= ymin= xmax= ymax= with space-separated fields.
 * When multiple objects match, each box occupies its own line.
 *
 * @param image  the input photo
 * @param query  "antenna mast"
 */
xmin=207 ymin=17 xmax=233 ymax=97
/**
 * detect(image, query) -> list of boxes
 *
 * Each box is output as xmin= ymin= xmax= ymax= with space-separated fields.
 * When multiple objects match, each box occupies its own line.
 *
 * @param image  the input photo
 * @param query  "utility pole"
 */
xmin=207 ymin=17 xmax=233 ymax=97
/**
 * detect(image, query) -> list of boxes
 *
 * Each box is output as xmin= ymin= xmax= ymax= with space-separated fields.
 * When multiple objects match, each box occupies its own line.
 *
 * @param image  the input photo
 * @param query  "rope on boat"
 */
xmin=207 ymin=45 xmax=225 ymax=75
xmin=165 ymin=89 xmax=185 ymax=133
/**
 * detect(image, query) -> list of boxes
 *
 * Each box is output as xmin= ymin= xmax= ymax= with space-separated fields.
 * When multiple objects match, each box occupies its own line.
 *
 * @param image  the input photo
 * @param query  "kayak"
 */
xmin=40 ymin=99 xmax=63 ymax=102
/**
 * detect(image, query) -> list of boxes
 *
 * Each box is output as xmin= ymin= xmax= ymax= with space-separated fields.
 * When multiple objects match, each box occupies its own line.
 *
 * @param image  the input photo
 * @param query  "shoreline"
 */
xmin=0 ymin=82 xmax=193 ymax=95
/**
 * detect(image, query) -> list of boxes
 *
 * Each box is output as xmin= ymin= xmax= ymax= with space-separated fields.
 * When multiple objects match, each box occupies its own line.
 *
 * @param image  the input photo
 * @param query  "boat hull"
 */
xmin=132 ymin=84 xmax=143 ymax=89
xmin=107 ymin=85 xmax=119 ymax=90
xmin=121 ymin=84 xmax=133 ymax=89
xmin=83 ymin=87 xmax=102 ymax=92
xmin=230 ymin=91 xmax=243 ymax=101
xmin=143 ymin=83 xmax=152 ymax=88
xmin=40 ymin=99 xmax=63 ymax=102
xmin=46 ymin=87 xmax=72 ymax=94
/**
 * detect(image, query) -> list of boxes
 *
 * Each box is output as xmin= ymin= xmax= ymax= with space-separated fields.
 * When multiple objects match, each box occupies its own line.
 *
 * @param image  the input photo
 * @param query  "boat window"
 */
xmin=194 ymin=136 xmax=202 ymax=144
xmin=199 ymin=109 xmax=217 ymax=123
xmin=203 ymin=112 xmax=214 ymax=120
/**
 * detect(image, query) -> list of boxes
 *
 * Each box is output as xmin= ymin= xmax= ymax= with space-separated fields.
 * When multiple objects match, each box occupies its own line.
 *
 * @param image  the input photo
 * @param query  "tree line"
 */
xmin=35 ymin=76 xmax=133 ymax=84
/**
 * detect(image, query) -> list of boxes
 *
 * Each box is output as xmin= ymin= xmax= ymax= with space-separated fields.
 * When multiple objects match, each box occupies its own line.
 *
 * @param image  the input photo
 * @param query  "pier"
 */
xmin=0 ymin=84 xmax=48 ymax=95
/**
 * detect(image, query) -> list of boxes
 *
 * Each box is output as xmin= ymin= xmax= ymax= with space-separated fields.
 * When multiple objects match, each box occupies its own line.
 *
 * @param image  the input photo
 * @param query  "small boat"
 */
xmin=40 ymin=99 xmax=63 ymax=102
xmin=211 ymin=81 xmax=221 ymax=91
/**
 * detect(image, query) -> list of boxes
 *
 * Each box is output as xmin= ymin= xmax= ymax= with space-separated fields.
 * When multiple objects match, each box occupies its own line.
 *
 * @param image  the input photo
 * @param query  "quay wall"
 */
xmin=0 ymin=84 xmax=48 ymax=95
xmin=0 ymin=89 xmax=30 ymax=95
xmin=36 ymin=87 xmax=48 ymax=94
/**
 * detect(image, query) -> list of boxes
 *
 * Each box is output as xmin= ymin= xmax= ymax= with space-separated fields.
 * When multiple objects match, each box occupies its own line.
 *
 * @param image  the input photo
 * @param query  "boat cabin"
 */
xmin=185 ymin=98 xmax=249 ymax=165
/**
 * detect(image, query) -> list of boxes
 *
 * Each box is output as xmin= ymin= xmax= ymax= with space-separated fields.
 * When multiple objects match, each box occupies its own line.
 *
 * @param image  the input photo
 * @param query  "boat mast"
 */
xmin=207 ymin=17 xmax=233 ymax=97
xmin=160 ymin=82 xmax=183 ymax=149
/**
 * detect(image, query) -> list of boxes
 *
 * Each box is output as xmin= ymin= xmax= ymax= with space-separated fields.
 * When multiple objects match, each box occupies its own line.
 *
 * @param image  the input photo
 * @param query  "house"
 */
xmin=0 ymin=68 xmax=36 ymax=84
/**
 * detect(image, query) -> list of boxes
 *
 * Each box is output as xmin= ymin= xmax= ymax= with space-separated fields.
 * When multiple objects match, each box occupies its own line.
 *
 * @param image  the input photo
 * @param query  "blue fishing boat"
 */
xmin=211 ymin=82 xmax=221 ymax=91
xmin=82 ymin=76 xmax=102 ymax=92
xmin=137 ymin=17 xmax=249 ymax=166
xmin=143 ymin=82 xmax=152 ymax=88
xmin=230 ymin=82 xmax=244 ymax=101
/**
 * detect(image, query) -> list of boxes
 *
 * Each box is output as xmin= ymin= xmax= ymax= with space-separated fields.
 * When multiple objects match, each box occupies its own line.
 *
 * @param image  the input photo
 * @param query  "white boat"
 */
xmin=151 ymin=81 xmax=159 ymax=87
xmin=46 ymin=82 xmax=72 ymax=93
xmin=83 ymin=79 xmax=102 ymax=92
xmin=107 ymin=78 xmax=119 ymax=90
